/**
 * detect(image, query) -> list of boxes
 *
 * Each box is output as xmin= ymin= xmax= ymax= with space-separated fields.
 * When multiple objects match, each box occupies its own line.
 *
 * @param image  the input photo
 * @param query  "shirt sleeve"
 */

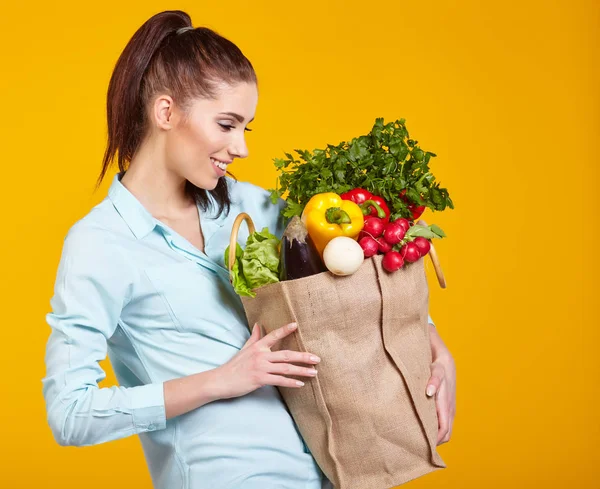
xmin=42 ymin=224 xmax=166 ymax=447
xmin=428 ymin=314 xmax=436 ymax=327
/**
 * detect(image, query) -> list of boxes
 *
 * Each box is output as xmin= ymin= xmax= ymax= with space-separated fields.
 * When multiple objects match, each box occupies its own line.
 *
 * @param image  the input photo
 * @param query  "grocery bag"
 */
xmin=229 ymin=213 xmax=447 ymax=489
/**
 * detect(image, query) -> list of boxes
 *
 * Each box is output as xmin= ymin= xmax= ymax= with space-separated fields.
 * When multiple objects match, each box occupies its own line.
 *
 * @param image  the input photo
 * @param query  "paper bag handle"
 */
xmin=228 ymin=213 xmax=256 ymax=273
xmin=416 ymin=219 xmax=447 ymax=289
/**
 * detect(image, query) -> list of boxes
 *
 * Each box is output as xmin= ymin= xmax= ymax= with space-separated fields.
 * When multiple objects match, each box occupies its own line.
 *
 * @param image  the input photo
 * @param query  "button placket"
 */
xmin=161 ymin=230 xmax=227 ymax=278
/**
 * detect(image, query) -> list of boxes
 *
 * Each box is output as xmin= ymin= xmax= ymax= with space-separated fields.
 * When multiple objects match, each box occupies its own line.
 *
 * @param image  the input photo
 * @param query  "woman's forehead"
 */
xmin=193 ymin=82 xmax=257 ymax=120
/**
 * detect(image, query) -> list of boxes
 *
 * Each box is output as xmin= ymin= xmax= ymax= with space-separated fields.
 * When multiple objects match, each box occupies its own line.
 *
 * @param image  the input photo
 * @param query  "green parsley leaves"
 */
xmin=269 ymin=118 xmax=454 ymax=221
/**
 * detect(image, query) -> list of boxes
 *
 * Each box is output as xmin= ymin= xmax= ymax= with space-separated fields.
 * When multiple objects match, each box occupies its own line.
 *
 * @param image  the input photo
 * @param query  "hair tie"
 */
xmin=176 ymin=26 xmax=195 ymax=35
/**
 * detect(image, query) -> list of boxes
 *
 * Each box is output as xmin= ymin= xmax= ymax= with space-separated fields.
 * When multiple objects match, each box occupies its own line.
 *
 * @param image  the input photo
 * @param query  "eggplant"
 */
xmin=280 ymin=216 xmax=327 ymax=280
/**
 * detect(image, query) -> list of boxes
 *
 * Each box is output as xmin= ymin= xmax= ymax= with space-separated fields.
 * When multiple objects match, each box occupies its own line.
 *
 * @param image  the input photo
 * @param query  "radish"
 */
xmin=382 ymin=251 xmax=404 ymax=272
xmin=359 ymin=236 xmax=379 ymax=258
xmin=377 ymin=237 xmax=392 ymax=254
xmin=401 ymin=242 xmax=421 ymax=263
xmin=363 ymin=217 xmax=385 ymax=238
xmin=383 ymin=222 xmax=406 ymax=245
xmin=413 ymin=237 xmax=431 ymax=256
xmin=394 ymin=218 xmax=410 ymax=234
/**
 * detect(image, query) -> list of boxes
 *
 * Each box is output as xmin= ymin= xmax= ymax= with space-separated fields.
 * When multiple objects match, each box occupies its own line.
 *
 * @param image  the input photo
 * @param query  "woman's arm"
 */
xmin=43 ymin=225 xmax=319 ymax=445
xmin=43 ymin=226 xmax=167 ymax=446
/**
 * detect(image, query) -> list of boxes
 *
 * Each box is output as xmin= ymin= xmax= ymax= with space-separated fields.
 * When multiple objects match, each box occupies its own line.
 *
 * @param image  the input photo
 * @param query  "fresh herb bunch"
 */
xmin=269 ymin=118 xmax=454 ymax=220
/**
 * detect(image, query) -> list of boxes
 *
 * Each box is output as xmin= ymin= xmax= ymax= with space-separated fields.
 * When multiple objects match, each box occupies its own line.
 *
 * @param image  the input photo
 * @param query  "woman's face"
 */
xmin=165 ymin=81 xmax=258 ymax=191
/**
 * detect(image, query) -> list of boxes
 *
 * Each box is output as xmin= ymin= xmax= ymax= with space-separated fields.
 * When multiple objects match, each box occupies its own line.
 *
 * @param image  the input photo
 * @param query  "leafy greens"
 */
xmin=225 ymin=228 xmax=281 ymax=298
xmin=270 ymin=118 xmax=454 ymax=221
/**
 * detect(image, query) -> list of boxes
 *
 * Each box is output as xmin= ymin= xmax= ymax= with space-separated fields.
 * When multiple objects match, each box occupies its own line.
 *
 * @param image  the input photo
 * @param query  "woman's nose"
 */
xmin=229 ymin=134 xmax=249 ymax=159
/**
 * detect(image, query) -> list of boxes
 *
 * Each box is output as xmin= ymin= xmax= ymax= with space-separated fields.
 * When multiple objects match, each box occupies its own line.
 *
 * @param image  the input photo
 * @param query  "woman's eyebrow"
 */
xmin=219 ymin=112 xmax=254 ymax=124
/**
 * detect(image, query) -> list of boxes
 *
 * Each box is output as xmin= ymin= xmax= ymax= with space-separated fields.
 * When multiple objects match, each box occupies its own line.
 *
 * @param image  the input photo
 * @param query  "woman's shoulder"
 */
xmin=224 ymin=177 xmax=287 ymax=235
xmin=65 ymin=199 xmax=129 ymax=242
xmin=225 ymin=177 xmax=285 ymax=210
xmin=59 ymin=199 xmax=136 ymax=272
xmin=225 ymin=177 xmax=271 ymax=202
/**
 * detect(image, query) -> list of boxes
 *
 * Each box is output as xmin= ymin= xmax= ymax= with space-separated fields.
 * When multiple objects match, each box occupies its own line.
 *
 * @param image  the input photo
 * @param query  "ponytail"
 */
xmin=99 ymin=10 xmax=191 ymax=185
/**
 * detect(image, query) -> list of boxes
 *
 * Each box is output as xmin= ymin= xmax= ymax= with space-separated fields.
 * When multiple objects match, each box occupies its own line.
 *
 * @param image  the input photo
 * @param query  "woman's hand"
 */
xmin=425 ymin=324 xmax=456 ymax=445
xmin=215 ymin=322 xmax=321 ymax=400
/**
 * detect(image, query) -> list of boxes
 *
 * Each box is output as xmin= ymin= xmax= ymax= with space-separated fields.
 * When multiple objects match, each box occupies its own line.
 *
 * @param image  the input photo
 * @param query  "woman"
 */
xmin=42 ymin=9 xmax=456 ymax=489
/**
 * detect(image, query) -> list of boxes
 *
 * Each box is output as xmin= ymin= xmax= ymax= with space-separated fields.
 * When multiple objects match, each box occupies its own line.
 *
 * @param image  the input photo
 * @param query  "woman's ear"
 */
xmin=152 ymin=94 xmax=176 ymax=130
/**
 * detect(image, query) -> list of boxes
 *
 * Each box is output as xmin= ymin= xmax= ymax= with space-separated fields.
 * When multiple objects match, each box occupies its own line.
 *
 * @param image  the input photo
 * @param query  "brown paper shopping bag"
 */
xmin=228 ymin=213 xmax=447 ymax=489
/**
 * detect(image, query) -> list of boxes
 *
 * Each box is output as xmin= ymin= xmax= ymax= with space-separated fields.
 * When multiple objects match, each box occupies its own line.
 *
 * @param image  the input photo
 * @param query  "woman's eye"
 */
xmin=218 ymin=123 xmax=253 ymax=132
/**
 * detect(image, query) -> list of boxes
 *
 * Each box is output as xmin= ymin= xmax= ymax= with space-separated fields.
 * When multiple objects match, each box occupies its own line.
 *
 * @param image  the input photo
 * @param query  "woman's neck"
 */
xmin=120 ymin=139 xmax=194 ymax=220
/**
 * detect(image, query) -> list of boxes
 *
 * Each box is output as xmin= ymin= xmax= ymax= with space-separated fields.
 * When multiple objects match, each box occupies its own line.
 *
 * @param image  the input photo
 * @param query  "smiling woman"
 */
xmin=99 ymin=10 xmax=258 ymax=218
xmin=41 ymin=9 xmax=330 ymax=489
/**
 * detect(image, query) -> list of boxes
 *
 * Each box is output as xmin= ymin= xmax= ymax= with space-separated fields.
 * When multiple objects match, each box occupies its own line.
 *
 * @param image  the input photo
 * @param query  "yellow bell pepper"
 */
xmin=301 ymin=192 xmax=364 ymax=256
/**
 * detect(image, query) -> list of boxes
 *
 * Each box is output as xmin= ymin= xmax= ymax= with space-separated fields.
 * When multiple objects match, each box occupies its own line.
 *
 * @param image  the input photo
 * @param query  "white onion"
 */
xmin=323 ymin=236 xmax=364 ymax=276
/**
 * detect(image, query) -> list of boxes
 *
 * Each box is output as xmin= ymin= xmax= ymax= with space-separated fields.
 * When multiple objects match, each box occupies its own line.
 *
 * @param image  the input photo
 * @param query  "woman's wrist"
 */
xmin=163 ymin=368 xmax=224 ymax=419
xmin=428 ymin=324 xmax=453 ymax=364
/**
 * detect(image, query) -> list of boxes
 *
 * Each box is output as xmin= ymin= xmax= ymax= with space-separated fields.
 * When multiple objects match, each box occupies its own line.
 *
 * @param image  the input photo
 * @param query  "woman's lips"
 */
xmin=211 ymin=157 xmax=229 ymax=176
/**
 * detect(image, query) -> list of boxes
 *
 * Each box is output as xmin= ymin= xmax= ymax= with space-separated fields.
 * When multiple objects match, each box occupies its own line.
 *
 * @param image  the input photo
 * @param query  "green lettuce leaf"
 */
xmin=224 ymin=243 xmax=255 ymax=297
xmin=225 ymin=227 xmax=281 ymax=297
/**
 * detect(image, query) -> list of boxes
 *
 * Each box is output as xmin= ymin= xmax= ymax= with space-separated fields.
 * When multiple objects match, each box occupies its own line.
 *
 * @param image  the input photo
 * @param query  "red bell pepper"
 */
xmin=399 ymin=189 xmax=426 ymax=221
xmin=365 ymin=195 xmax=390 ymax=223
xmin=340 ymin=188 xmax=371 ymax=205
xmin=340 ymin=188 xmax=391 ymax=223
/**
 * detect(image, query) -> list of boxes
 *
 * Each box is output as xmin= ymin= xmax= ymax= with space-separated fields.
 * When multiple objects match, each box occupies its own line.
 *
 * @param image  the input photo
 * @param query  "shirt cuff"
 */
xmin=130 ymin=383 xmax=166 ymax=433
xmin=428 ymin=314 xmax=436 ymax=328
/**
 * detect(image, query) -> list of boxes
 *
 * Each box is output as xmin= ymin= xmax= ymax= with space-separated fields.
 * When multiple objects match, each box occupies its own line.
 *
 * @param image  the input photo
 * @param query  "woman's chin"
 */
xmin=187 ymin=175 xmax=219 ymax=191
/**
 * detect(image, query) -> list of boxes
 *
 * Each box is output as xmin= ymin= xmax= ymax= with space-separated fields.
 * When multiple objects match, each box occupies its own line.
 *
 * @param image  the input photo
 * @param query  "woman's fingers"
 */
xmin=250 ymin=323 xmax=321 ymax=389
xmin=269 ymin=350 xmax=321 ymax=365
xmin=268 ymin=362 xmax=318 ymax=378
xmin=427 ymin=360 xmax=452 ymax=445
xmin=242 ymin=323 xmax=263 ymax=350
xmin=263 ymin=374 xmax=308 ymax=388
xmin=426 ymin=361 xmax=446 ymax=397
xmin=259 ymin=322 xmax=298 ymax=349
xmin=436 ymin=379 xmax=451 ymax=445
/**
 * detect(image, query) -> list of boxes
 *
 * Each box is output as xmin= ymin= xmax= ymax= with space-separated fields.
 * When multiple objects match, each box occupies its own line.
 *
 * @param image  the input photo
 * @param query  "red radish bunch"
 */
xmin=357 ymin=217 xmax=435 ymax=273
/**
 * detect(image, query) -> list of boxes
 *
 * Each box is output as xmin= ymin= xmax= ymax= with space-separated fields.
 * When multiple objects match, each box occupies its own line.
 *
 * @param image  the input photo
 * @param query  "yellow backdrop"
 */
xmin=1 ymin=0 xmax=598 ymax=487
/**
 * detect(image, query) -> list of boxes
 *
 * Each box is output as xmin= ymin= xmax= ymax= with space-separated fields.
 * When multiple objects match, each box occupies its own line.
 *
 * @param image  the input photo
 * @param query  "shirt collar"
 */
xmin=107 ymin=172 xmax=230 ymax=240
xmin=108 ymin=172 xmax=157 ymax=239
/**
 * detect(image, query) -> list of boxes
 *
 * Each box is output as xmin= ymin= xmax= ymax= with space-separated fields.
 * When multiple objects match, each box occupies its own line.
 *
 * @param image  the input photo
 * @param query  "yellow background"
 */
xmin=1 ymin=0 xmax=598 ymax=487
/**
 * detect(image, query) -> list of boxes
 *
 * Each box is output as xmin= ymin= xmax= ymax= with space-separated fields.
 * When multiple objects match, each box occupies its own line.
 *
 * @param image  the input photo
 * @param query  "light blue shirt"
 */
xmin=42 ymin=173 xmax=326 ymax=489
xmin=42 ymin=172 xmax=435 ymax=489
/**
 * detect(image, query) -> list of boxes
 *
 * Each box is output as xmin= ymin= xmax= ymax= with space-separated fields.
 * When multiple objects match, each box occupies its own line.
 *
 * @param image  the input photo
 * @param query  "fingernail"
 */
xmin=310 ymin=355 xmax=321 ymax=363
xmin=310 ymin=369 xmax=318 ymax=376
xmin=288 ymin=322 xmax=298 ymax=330
xmin=426 ymin=385 xmax=436 ymax=397
xmin=296 ymin=381 xmax=305 ymax=386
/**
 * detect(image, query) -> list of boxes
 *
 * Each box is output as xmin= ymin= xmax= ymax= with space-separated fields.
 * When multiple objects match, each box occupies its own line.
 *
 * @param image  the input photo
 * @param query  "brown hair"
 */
xmin=98 ymin=10 xmax=257 ymax=218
